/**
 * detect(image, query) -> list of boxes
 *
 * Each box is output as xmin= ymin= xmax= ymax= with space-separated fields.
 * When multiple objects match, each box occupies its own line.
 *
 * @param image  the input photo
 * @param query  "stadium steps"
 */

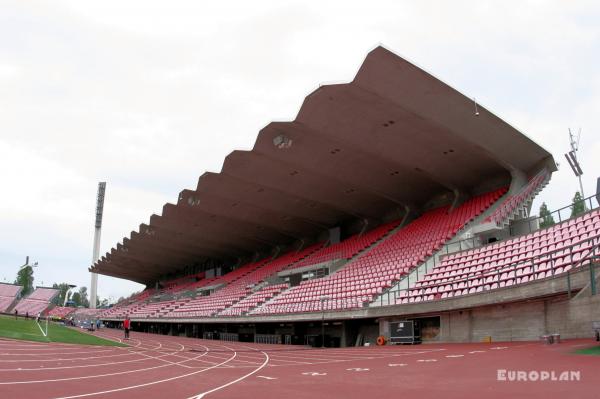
xmin=571 ymin=260 xmax=600 ymax=300
xmin=498 ymin=179 xmax=549 ymax=228
xmin=215 ymin=285 xmax=287 ymax=316
xmin=403 ymin=209 xmax=600 ymax=303
xmin=249 ymin=224 xmax=405 ymax=315
xmin=370 ymin=191 xmax=508 ymax=307
xmin=248 ymin=285 xmax=293 ymax=315
xmin=485 ymin=170 xmax=551 ymax=229
xmin=3 ymin=296 xmax=21 ymax=313
xmin=211 ymin=245 xmax=325 ymax=316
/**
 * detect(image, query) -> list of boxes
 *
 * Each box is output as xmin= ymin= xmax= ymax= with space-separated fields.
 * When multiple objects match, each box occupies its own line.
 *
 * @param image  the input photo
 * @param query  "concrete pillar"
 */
xmin=379 ymin=318 xmax=390 ymax=339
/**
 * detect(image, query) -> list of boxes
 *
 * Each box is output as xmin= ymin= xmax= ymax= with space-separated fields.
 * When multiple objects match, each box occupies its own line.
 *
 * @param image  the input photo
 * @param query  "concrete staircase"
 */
xmin=370 ymin=194 xmax=513 ymax=308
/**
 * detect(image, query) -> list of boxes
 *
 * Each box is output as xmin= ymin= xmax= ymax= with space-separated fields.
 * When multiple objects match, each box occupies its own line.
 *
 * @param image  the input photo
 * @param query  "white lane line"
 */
xmin=388 ymin=363 xmax=407 ymax=367
xmin=256 ymin=375 xmax=276 ymax=380
xmin=0 ymin=351 xmax=191 ymax=371
xmin=187 ymin=347 xmax=269 ymax=399
xmin=263 ymin=358 xmax=312 ymax=365
xmin=445 ymin=355 xmax=464 ymax=358
xmin=0 ymin=349 xmax=116 ymax=357
xmin=0 ymin=347 xmax=108 ymax=352
xmin=0 ymin=349 xmax=166 ymax=363
xmin=126 ymin=345 xmax=194 ymax=369
xmin=53 ymin=349 xmax=237 ymax=399
xmin=416 ymin=359 xmax=437 ymax=362
xmin=0 ymin=346 xmax=212 ymax=385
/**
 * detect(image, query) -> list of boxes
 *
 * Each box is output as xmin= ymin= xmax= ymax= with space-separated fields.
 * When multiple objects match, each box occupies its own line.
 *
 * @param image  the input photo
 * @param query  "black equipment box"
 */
xmin=389 ymin=320 xmax=421 ymax=344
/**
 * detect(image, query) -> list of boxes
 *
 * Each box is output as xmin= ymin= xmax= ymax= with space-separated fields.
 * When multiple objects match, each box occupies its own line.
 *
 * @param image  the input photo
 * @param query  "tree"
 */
xmin=539 ymin=202 xmax=555 ymax=228
xmin=51 ymin=283 xmax=72 ymax=306
xmin=78 ymin=286 xmax=89 ymax=308
xmin=71 ymin=291 xmax=81 ymax=307
xmin=570 ymin=191 xmax=586 ymax=218
xmin=15 ymin=266 xmax=34 ymax=296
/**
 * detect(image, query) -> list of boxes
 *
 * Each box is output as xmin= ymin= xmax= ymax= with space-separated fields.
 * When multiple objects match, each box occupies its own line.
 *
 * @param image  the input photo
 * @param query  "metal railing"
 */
xmin=251 ymin=297 xmax=365 ymax=315
xmin=510 ymin=194 xmax=599 ymax=237
xmin=202 ymin=332 xmax=239 ymax=342
xmin=374 ymin=232 xmax=600 ymax=307
xmin=254 ymin=334 xmax=282 ymax=344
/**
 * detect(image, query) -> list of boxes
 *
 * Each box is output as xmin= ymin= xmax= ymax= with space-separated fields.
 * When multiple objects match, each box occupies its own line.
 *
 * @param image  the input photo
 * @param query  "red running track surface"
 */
xmin=0 ymin=329 xmax=598 ymax=399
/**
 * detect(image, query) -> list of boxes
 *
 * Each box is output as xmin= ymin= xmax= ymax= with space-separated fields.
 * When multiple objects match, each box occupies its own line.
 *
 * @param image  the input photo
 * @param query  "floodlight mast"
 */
xmin=566 ymin=128 xmax=585 ymax=198
xmin=90 ymin=182 xmax=106 ymax=309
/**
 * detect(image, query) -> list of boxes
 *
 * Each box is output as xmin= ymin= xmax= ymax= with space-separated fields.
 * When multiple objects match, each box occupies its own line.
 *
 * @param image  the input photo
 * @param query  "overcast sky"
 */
xmin=1 ymin=1 xmax=599 ymax=302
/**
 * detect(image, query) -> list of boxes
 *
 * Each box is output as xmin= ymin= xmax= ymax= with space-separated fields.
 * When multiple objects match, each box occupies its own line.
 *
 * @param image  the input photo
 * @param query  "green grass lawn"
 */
xmin=575 ymin=345 xmax=600 ymax=356
xmin=0 ymin=315 xmax=126 ymax=347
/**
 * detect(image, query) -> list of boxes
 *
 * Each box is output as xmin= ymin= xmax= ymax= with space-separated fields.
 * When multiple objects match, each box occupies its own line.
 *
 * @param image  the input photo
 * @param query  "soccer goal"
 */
xmin=36 ymin=315 xmax=49 ymax=338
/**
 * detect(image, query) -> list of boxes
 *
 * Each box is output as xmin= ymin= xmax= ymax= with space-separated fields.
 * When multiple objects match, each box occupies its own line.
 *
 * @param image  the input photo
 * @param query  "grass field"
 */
xmin=575 ymin=345 xmax=600 ymax=355
xmin=0 ymin=315 xmax=126 ymax=346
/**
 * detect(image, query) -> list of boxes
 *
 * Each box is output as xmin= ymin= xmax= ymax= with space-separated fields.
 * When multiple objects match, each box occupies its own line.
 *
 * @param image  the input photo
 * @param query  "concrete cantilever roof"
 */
xmin=90 ymin=46 xmax=556 ymax=285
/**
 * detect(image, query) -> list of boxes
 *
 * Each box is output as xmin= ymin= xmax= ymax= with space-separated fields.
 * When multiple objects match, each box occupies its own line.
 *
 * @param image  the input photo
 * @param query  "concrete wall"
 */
xmin=415 ymin=294 xmax=600 ymax=343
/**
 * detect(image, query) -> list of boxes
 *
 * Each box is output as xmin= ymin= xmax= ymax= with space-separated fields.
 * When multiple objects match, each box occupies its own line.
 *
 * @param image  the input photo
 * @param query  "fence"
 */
xmin=254 ymin=334 xmax=282 ymax=344
xmin=202 ymin=332 xmax=239 ymax=342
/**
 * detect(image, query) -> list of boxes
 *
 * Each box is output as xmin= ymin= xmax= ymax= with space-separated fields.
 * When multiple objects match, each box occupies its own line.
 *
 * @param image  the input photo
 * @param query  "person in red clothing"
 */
xmin=123 ymin=316 xmax=131 ymax=339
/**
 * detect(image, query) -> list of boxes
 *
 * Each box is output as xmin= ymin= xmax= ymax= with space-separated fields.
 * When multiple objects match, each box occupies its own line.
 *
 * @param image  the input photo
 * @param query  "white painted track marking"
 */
xmin=188 ymin=346 xmax=269 ymax=399
xmin=3 ymin=329 xmax=494 ymax=399
xmin=0 ymin=351 xmax=195 ymax=371
xmin=0 ymin=345 xmax=212 ymax=385
xmin=52 ymin=350 xmax=238 ymax=399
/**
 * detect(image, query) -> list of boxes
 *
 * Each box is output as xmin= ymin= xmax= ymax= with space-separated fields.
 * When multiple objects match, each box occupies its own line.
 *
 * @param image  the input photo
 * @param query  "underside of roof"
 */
xmin=90 ymin=46 xmax=556 ymax=285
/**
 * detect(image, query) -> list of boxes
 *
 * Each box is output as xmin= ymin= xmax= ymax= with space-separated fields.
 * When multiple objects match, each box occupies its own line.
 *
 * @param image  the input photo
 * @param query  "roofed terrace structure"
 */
xmin=90 ymin=46 xmax=555 ymax=285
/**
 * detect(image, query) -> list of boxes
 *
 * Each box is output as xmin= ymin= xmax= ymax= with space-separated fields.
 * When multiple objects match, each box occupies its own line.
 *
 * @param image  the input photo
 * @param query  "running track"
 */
xmin=0 ymin=329 xmax=598 ymax=399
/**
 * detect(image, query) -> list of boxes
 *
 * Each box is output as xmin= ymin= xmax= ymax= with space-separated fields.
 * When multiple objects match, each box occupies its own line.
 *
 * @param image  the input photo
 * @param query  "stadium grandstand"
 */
xmin=11 ymin=287 xmax=59 ymax=316
xmin=47 ymin=306 xmax=76 ymax=319
xmin=87 ymin=46 xmax=600 ymax=348
xmin=0 ymin=283 xmax=22 ymax=313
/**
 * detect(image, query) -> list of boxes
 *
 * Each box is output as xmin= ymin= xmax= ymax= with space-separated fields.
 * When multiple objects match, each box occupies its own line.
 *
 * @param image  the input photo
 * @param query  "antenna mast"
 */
xmin=90 ymin=182 xmax=106 ymax=309
xmin=565 ymin=128 xmax=585 ymax=198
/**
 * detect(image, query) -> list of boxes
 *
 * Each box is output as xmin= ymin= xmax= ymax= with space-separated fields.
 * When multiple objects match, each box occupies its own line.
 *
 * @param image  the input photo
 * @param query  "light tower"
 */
xmin=90 ymin=182 xmax=106 ymax=309
xmin=564 ymin=128 xmax=585 ymax=198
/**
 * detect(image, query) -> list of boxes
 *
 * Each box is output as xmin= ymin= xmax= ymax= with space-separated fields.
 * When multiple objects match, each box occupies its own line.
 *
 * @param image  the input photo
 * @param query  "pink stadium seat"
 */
xmin=0 ymin=283 xmax=22 ymax=313
xmin=411 ymin=208 xmax=600 ymax=302
xmin=252 ymin=188 xmax=506 ymax=315
xmin=13 ymin=287 xmax=59 ymax=315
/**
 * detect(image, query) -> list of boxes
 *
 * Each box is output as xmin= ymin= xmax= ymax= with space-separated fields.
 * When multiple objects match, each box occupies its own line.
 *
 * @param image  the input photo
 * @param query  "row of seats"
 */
xmin=219 ymin=284 xmax=289 ymax=316
xmin=48 ymin=306 xmax=76 ymax=318
xmin=0 ymin=283 xmax=22 ymax=312
xmin=287 ymin=221 xmax=399 ymax=270
xmin=252 ymin=188 xmax=506 ymax=315
xmin=12 ymin=287 xmax=59 ymax=316
xmin=485 ymin=170 xmax=548 ymax=225
xmin=26 ymin=287 xmax=59 ymax=301
xmin=106 ymin=225 xmax=392 ymax=318
xmin=164 ymin=244 xmax=324 ymax=318
xmin=108 ymin=243 xmax=323 ymax=319
xmin=399 ymin=209 xmax=600 ymax=303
